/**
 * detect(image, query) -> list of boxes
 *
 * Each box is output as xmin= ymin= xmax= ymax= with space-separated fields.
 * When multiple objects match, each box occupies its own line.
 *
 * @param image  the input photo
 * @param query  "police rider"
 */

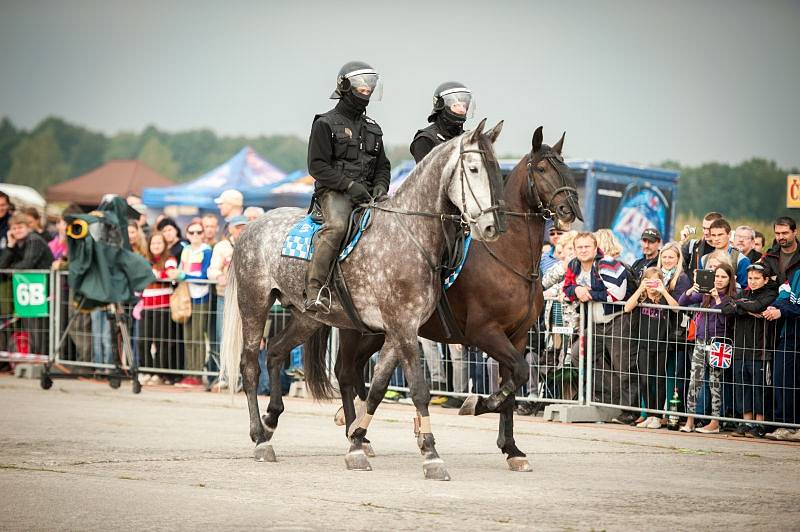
xmin=409 ymin=81 xmax=473 ymax=163
xmin=304 ymin=61 xmax=391 ymax=311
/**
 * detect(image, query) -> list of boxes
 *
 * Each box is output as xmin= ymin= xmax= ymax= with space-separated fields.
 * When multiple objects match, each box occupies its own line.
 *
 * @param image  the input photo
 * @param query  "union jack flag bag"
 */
xmin=707 ymin=338 xmax=733 ymax=369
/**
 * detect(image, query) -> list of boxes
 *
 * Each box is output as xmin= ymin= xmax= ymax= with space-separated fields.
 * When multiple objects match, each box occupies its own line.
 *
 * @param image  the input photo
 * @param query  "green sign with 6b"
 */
xmin=13 ymin=273 xmax=49 ymax=318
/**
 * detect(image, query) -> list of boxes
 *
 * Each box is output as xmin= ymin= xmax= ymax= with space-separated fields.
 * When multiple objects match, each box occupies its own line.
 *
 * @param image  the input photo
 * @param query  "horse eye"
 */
xmin=469 ymin=164 xmax=479 ymax=173
xmin=537 ymin=166 xmax=546 ymax=172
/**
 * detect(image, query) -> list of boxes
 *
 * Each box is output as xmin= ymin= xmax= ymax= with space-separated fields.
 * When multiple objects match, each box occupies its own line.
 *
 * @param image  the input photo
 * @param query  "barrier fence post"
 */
xmin=585 ymin=302 xmax=593 ymax=407
xmin=577 ymin=302 xmax=585 ymax=406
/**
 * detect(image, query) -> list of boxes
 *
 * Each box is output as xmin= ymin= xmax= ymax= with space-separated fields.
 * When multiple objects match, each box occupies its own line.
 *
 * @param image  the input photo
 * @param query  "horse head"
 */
xmin=445 ymin=118 xmax=506 ymax=242
xmin=521 ymin=126 xmax=583 ymax=226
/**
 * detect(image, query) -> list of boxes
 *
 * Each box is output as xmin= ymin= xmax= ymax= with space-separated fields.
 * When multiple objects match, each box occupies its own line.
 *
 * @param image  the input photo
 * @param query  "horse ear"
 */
xmin=484 ymin=120 xmax=504 ymax=144
xmin=469 ymin=118 xmax=487 ymax=142
xmin=531 ymin=126 xmax=543 ymax=153
xmin=553 ymin=131 xmax=566 ymax=155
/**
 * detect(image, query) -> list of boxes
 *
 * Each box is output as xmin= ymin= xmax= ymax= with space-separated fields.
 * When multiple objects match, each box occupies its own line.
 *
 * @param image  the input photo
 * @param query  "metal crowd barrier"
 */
xmin=365 ymin=297 xmax=586 ymax=411
xmin=3 ymin=265 xmax=798 ymax=433
xmin=586 ymin=300 xmax=800 ymax=430
xmin=0 ymin=269 xmax=54 ymax=366
xmin=48 ymin=272 xmax=298 ymax=388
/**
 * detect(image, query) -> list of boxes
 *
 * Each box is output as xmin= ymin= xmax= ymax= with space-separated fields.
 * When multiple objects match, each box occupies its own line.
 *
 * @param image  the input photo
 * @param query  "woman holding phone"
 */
xmin=678 ymin=262 xmax=737 ymax=433
xmin=624 ymin=267 xmax=681 ymax=428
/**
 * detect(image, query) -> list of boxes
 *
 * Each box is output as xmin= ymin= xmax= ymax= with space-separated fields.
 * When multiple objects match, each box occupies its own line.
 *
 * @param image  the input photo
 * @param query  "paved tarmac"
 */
xmin=1 ymin=374 xmax=799 ymax=531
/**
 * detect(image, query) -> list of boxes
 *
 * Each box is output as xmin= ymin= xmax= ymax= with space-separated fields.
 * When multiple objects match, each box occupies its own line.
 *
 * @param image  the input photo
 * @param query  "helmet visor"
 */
xmin=441 ymin=89 xmax=473 ymax=119
xmin=347 ymin=71 xmax=382 ymax=101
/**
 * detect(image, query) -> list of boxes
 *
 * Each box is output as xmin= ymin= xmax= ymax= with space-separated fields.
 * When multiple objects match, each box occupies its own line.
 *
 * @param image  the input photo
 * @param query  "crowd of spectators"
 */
xmin=0 ymin=189 xmax=278 ymax=391
xmin=528 ymin=212 xmax=800 ymax=440
xmin=1 ymin=186 xmax=798 ymax=440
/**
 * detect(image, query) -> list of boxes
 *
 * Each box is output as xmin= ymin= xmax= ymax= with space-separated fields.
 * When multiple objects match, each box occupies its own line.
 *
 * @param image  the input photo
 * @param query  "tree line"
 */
xmin=0 ymin=116 xmax=795 ymax=223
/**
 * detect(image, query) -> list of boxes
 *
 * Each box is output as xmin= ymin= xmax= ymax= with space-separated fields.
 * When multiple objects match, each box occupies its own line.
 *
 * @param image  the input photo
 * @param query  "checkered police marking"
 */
xmin=280 ymin=209 xmax=373 ymax=262
xmin=443 ymin=234 xmax=472 ymax=290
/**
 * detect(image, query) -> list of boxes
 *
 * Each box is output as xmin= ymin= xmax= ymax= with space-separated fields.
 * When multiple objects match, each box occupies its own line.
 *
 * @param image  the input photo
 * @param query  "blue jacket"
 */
xmin=773 ymin=269 xmax=800 ymax=349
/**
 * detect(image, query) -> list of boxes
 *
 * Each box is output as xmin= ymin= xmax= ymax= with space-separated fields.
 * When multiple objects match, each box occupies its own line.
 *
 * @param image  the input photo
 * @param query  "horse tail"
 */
xmin=304 ymin=325 xmax=335 ymax=400
xmin=220 ymin=259 xmax=243 ymax=395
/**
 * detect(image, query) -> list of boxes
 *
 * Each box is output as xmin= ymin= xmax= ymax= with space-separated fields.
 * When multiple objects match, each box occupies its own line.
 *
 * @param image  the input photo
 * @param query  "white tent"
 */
xmin=0 ymin=183 xmax=46 ymax=210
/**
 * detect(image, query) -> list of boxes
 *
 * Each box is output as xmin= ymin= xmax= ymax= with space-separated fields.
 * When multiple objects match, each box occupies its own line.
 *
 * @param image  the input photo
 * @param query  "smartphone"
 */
xmin=694 ymin=269 xmax=715 ymax=293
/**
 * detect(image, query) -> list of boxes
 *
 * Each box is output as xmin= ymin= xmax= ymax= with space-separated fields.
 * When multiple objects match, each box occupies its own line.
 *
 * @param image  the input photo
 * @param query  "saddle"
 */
xmin=282 ymin=203 xmax=374 ymax=332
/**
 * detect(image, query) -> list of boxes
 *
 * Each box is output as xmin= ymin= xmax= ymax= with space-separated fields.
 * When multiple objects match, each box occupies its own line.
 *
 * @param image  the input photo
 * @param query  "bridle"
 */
xmin=476 ymin=147 xmax=580 ymax=340
xmin=367 ymin=133 xmax=507 ymax=273
xmin=517 ymin=148 xmax=580 ymax=221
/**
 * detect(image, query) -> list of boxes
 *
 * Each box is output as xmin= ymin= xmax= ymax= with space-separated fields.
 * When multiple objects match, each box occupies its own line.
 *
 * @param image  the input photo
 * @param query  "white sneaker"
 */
xmin=148 ymin=375 xmax=163 ymax=386
xmin=636 ymin=418 xmax=651 ymax=428
xmin=646 ymin=416 xmax=662 ymax=429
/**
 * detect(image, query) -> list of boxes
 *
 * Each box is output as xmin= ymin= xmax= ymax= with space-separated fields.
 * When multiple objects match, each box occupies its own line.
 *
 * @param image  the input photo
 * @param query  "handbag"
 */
xmin=706 ymin=337 xmax=734 ymax=369
xmin=170 ymin=282 xmax=192 ymax=324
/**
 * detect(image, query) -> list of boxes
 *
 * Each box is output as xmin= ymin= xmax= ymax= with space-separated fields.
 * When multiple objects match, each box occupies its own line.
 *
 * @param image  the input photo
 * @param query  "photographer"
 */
xmin=681 ymin=211 xmax=722 ymax=275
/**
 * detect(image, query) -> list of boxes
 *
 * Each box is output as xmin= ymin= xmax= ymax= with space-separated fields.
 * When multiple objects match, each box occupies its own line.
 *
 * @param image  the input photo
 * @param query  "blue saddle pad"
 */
xmin=281 ymin=209 xmax=372 ymax=262
xmin=443 ymin=234 xmax=472 ymax=290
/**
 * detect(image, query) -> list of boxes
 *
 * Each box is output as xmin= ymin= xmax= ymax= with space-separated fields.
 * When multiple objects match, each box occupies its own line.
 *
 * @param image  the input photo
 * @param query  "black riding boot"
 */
xmin=304 ymin=191 xmax=353 ymax=311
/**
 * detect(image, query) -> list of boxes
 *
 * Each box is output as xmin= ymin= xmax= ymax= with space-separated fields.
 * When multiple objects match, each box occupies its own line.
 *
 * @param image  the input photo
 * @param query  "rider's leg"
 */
xmin=304 ymin=191 xmax=352 ymax=309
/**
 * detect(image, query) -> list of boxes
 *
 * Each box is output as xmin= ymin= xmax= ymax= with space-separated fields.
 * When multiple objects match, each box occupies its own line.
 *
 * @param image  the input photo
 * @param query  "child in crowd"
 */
xmin=140 ymin=232 xmax=179 ymax=385
xmin=721 ymin=263 xmax=777 ymax=438
xmin=624 ymin=267 xmax=680 ymax=429
xmin=678 ymin=262 xmax=737 ymax=433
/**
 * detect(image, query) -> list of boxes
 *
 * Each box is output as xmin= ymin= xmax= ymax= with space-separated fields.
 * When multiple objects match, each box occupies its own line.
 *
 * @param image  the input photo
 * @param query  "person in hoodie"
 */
xmin=722 ymin=263 xmax=778 ymax=438
xmin=678 ymin=261 xmax=737 ymax=433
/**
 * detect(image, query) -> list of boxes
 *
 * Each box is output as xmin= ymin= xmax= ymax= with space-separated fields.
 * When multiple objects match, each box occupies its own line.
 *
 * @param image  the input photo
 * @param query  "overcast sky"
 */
xmin=1 ymin=0 xmax=798 ymax=168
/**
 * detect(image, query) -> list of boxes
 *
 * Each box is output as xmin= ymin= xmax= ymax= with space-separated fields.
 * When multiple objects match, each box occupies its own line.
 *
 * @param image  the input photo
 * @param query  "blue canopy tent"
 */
xmin=141 ymin=146 xmax=307 ymax=210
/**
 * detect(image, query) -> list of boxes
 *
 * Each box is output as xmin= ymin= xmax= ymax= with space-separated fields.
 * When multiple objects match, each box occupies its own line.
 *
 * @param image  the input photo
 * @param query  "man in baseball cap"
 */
xmin=631 ymin=228 xmax=662 ymax=279
xmin=214 ymin=189 xmax=244 ymax=221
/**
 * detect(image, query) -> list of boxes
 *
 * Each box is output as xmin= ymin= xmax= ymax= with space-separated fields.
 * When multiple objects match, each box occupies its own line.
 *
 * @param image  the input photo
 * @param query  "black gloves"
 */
xmin=346 ymin=181 xmax=372 ymax=204
xmin=372 ymin=184 xmax=389 ymax=201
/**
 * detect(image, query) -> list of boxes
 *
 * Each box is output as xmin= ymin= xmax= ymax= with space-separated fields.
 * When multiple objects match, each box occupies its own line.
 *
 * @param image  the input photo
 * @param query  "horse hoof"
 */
xmin=362 ymin=442 xmax=376 ymax=458
xmin=254 ymin=443 xmax=276 ymax=462
xmin=423 ymin=458 xmax=451 ymax=481
xmin=458 ymin=395 xmax=479 ymax=416
xmin=334 ymin=406 xmax=345 ymax=426
xmin=344 ymin=449 xmax=372 ymax=471
xmin=507 ymin=456 xmax=532 ymax=472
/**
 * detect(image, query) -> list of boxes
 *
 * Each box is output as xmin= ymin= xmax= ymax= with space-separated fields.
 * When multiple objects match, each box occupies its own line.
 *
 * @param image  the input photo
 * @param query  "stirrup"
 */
xmin=304 ymin=285 xmax=331 ymax=314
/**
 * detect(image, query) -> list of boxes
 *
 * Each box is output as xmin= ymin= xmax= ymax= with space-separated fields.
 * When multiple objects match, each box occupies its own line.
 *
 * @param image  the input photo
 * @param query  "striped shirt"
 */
xmin=142 ymin=256 xmax=178 ymax=309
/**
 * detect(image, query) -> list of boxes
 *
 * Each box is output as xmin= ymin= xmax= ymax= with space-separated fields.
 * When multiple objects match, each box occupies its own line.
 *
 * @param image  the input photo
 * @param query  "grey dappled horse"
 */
xmin=220 ymin=119 xmax=505 ymax=481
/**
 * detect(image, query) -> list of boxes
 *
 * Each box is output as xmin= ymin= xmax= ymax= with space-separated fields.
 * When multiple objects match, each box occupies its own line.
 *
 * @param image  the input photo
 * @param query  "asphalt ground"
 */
xmin=1 ymin=374 xmax=799 ymax=531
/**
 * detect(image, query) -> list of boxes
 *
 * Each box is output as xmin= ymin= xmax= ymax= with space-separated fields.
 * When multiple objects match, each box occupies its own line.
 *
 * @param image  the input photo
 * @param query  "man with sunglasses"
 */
xmin=410 ymin=81 xmax=474 ymax=163
xmin=304 ymin=61 xmax=391 ymax=311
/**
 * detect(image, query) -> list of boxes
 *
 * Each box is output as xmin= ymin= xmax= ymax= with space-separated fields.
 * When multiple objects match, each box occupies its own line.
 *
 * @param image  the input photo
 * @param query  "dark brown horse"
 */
xmin=307 ymin=126 xmax=581 ymax=471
